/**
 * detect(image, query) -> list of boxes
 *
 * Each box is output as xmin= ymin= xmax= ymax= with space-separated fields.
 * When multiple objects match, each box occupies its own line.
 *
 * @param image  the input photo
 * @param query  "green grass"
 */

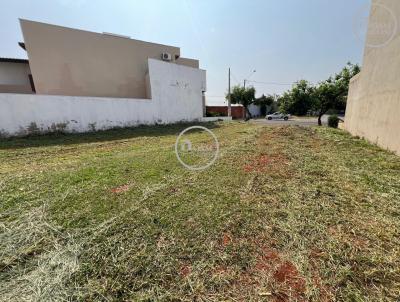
xmin=0 ymin=122 xmax=399 ymax=301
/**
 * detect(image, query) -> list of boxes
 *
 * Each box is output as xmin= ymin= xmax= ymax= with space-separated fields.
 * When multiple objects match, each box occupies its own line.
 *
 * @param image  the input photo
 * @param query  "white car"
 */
xmin=266 ymin=112 xmax=291 ymax=121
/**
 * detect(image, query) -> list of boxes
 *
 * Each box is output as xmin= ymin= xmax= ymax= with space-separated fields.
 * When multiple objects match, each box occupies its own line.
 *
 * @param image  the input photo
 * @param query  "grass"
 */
xmin=0 ymin=122 xmax=399 ymax=301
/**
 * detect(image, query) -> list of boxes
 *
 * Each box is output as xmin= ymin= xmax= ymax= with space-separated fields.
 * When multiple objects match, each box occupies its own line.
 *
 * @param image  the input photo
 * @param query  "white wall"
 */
xmin=0 ymin=59 xmax=206 ymax=137
xmin=248 ymin=104 xmax=261 ymax=117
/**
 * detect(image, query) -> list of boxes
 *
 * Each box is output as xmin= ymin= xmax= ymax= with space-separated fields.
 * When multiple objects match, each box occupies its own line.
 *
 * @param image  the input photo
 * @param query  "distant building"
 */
xmin=1 ymin=19 xmax=200 ymax=99
xmin=345 ymin=0 xmax=400 ymax=154
xmin=0 ymin=20 xmax=208 ymax=136
xmin=0 ymin=57 xmax=34 ymax=94
xmin=206 ymin=105 xmax=245 ymax=119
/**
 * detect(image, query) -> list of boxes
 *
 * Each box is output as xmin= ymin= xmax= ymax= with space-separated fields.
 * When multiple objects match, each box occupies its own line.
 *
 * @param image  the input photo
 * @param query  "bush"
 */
xmin=206 ymin=111 xmax=224 ymax=117
xmin=328 ymin=115 xmax=339 ymax=128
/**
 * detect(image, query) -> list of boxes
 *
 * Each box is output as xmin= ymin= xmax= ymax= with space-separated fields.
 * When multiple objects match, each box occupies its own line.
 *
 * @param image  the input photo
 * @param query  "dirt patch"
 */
xmin=243 ymin=153 xmax=290 ymax=174
xmin=253 ymin=247 xmax=306 ymax=302
xmin=221 ymin=233 xmax=233 ymax=247
xmin=110 ymin=183 xmax=133 ymax=194
xmin=273 ymin=261 xmax=306 ymax=300
xmin=214 ymin=234 xmax=308 ymax=301
xmin=179 ymin=264 xmax=192 ymax=278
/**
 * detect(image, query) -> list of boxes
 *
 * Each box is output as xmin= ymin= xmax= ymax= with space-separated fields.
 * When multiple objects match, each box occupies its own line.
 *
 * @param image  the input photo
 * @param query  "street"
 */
xmin=251 ymin=115 xmax=329 ymax=127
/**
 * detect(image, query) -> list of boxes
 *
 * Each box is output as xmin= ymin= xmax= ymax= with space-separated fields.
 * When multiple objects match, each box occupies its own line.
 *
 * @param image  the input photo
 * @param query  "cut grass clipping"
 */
xmin=0 ymin=122 xmax=399 ymax=301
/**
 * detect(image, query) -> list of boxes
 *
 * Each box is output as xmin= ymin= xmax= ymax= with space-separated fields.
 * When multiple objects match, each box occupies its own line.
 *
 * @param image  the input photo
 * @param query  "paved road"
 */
xmin=251 ymin=116 xmax=328 ymax=127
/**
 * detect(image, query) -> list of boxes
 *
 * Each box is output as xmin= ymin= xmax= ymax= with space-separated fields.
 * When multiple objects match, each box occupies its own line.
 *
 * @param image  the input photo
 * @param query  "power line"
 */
xmin=230 ymin=72 xmax=241 ymax=86
xmin=246 ymin=80 xmax=292 ymax=86
xmin=244 ymin=69 xmax=257 ymax=80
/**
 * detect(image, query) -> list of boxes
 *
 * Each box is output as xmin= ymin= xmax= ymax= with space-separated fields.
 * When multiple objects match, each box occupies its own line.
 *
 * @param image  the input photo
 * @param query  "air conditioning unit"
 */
xmin=161 ymin=53 xmax=172 ymax=61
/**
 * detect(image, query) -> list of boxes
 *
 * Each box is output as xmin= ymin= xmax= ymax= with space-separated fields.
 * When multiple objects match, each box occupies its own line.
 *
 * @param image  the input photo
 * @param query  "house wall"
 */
xmin=0 ymin=59 xmax=206 ymax=137
xmin=176 ymin=57 xmax=199 ymax=68
xmin=20 ymin=19 xmax=181 ymax=99
xmin=345 ymin=0 xmax=400 ymax=155
xmin=0 ymin=61 xmax=33 ymax=94
xmin=0 ymin=61 xmax=30 ymax=85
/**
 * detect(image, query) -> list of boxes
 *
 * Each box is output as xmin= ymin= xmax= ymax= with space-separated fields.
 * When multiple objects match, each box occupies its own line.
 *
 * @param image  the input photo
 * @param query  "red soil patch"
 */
xmin=179 ymin=264 xmax=192 ymax=278
xmin=243 ymin=164 xmax=253 ymax=173
xmin=243 ymin=154 xmax=289 ymax=173
xmin=213 ymin=265 xmax=230 ymax=276
xmin=222 ymin=233 xmax=233 ymax=247
xmin=213 ymin=235 xmax=308 ymax=301
xmin=110 ymin=184 xmax=132 ymax=194
xmin=253 ymin=247 xmax=306 ymax=302
xmin=273 ymin=261 xmax=306 ymax=293
xmin=255 ymin=250 xmax=281 ymax=272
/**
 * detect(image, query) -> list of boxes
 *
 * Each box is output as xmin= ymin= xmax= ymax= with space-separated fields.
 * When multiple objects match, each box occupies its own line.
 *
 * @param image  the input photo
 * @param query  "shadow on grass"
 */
xmin=0 ymin=122 xmax=222 ymax=150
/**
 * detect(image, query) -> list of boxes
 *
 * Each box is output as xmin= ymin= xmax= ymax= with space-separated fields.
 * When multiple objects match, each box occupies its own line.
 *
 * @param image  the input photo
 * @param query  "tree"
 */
xmin=254 ymin=94 xmax=274 ymax=116
xmin=278 ymin=80 xmax=314 ymax=115
xmin=312 ymin=63 xmax=360 ymax=126
xmin=226 ymin=85 xmax=255 ymax=119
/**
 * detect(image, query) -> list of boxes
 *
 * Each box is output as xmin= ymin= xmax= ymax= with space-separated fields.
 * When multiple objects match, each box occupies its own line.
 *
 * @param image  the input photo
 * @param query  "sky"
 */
xmin=0 ymin=0 xmax=370 ymax=105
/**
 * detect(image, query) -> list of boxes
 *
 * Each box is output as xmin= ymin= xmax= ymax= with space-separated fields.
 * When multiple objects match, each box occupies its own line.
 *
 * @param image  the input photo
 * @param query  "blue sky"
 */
xmin=1 ymin=0 xmax=370 ymax=104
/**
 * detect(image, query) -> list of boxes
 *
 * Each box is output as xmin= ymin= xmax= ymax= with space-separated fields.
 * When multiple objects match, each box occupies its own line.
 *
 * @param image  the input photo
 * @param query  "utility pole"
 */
xmin=228 ymin=68 xmax=231 ymax=117
xmin=243 ymin=70 xmax=255 ymax=89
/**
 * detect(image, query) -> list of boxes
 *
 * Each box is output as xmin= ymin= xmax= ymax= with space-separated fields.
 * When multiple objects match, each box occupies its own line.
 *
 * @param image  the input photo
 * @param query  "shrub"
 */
xmin=206 ymin=111 xmax=224 ymax=117
xmin=328 ymin=115 xmax=339 ymax=128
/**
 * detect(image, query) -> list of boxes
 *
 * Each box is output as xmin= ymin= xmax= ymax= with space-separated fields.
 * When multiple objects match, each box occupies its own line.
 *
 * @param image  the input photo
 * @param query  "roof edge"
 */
xmin=18 ymin=18 xmax=181 ymax=52
xmin=0 ymin=57 xmax=29 ymax=63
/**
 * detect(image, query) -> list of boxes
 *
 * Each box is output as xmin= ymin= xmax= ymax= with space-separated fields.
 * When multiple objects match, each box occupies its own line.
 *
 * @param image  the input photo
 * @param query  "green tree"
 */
xmin=278 ymin=80 xmax=314 ymax=115
xmin=312 ymin=62 xmax=360 ymax=126
xmin=226 ymin=85 xmax=256 ymax=119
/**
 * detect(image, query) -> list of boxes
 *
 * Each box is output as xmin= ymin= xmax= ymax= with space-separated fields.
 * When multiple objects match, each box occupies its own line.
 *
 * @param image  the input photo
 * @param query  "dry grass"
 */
xmin=0 ymin=204 xmax=79 ymax=301
xmin=0 ymin=122 xmax=399 ymax=301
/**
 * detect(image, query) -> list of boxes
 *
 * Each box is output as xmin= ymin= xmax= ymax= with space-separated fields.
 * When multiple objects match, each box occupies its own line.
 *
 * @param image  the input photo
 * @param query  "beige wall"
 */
xmin=176 ymin=57 xmax=199 ymax=69
xmin=0 ymin=61 xmax=31 ymax=85
xmin=345 ymin=0 xmax=400 ymax=155
xmin=0 ymin=84 xmax=33 ymax=94
xmin=0 ymin=61 xmax=33 ymax=94
xmin=20 ymin=19 xmax=183 ymax=98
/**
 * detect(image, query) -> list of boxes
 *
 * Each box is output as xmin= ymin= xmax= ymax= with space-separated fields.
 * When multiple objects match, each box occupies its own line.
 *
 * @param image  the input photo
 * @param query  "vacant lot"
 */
xmin=0 ymin=122 xmax=399 ymax=301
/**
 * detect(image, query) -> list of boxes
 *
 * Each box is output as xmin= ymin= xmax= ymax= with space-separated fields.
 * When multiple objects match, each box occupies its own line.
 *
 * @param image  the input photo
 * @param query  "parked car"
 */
xmin=266 ymin=112 xmax=291 ymax=121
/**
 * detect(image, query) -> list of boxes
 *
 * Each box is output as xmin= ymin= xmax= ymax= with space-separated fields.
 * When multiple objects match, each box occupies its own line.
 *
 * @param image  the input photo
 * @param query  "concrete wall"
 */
xmin=206 ymin=106 xmax=245 ymax=119
xmin=176 ymin=57 xmax=199 ymax=69
xmin=0 ymin=61 xmax=33 ymax=94
xmin=0 ymin=61 xmax=31 ymax=85
xmin=0 ymin=84 xmax=33 ymax=94
xmin=20 ymin=19 xmax=182 ymax=99
xmin=345 ymin=0 xmax=400 ymax=155
xmin=248 ymin=104 xmax=261 ymax=117
xmin=0 ymin=59 xmax=206 ymax=137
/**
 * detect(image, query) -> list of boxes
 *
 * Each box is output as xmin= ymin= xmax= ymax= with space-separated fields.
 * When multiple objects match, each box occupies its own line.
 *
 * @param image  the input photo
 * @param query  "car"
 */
xmin=266 ymin=112 xmax=291 ymax=121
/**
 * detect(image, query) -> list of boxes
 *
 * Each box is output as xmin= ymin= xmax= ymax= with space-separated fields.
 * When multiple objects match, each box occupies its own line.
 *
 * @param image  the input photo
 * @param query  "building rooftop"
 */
xmin=0 ymin=57 xmax=29 ymax=63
